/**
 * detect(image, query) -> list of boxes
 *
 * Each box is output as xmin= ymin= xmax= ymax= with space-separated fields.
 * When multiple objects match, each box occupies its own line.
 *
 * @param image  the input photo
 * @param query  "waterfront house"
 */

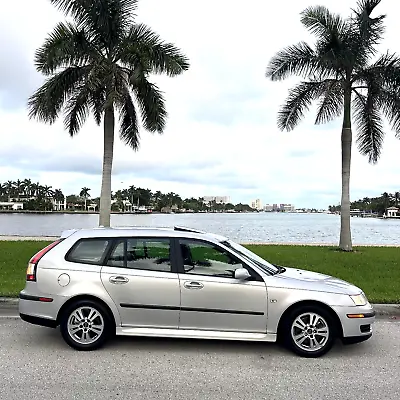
xmin=386 ymin=207 xmax=399 ymax=218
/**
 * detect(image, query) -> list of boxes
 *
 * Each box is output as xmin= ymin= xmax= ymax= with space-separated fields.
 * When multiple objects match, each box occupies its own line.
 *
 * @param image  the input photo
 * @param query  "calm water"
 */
xmin=0 ymin=212 xmax=400 ymax=245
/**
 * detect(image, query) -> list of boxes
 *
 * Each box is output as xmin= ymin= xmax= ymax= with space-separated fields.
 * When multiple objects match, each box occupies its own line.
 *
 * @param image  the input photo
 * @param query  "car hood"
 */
xmin=270 ymin=266 xmax=361 ymax=295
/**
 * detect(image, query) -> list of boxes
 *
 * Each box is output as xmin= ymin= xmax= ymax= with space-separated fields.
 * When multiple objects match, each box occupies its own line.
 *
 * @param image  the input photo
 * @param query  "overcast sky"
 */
xmin=1 ymin=0 xmax=400 ymax=208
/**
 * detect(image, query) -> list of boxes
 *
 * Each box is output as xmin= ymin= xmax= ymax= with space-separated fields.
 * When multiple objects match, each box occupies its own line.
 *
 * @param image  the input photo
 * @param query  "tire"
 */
xmin=60 ymin=299 xmax=112 ymax=351
xmin=281 ymin=305 xmax=337 ymax=358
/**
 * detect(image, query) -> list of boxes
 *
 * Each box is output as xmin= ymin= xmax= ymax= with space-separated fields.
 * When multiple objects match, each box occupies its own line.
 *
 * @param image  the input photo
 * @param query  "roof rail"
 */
xmin=173 ymin=226 xmax=206 ymax=234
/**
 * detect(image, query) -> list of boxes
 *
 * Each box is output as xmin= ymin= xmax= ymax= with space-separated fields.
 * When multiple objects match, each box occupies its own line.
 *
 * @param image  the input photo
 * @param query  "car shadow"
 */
xmin=26 ymin=326 xmax=374 ymax=359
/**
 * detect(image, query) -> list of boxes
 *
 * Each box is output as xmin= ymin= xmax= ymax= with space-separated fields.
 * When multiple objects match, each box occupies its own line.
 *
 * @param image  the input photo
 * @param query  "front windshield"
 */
xmin=222 ymin=240 xmax=279 ymax=275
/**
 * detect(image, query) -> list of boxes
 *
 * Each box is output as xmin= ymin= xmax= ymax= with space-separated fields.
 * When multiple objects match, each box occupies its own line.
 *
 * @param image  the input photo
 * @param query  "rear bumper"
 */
xmin=19 ymin=290 xmax=62 ymax=323
xmin=19 ymin=313 xmax=58 ymax=328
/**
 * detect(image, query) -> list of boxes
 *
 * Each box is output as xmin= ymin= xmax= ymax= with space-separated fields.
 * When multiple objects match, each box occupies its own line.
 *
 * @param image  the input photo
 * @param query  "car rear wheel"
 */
xmin=282 ymin=305 xmax=337 ymax=358
xmin=60 ymin=300 xmax=111 ymax=351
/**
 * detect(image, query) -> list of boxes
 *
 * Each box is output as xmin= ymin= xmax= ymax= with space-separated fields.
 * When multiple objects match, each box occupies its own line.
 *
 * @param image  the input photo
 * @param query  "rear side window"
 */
xmin=66 ymin=239 xmax=110 ymax=265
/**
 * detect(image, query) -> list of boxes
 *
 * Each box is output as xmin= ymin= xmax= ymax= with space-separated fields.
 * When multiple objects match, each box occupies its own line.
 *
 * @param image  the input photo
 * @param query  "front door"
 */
xmin=101 ymin=237 xmax=180 ymax=329
xmin=176 ymin=238 xmax=268 ymax=333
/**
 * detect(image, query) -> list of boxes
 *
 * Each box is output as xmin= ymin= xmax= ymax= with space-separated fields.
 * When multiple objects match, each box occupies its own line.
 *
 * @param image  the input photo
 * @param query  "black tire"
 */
xmin=60 ymin=299 xmax=112 ymax=351
xmin=281 ymin=305 xmax=337 ymax=358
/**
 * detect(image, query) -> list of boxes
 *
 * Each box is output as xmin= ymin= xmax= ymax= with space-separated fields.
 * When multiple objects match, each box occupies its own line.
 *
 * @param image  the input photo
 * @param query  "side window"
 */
xmin=107 ymin=240 xmax=125 ymax=267
xmin=179 ymin=239 xmax=243 ymax=278
xmin=126 ymin=238 xmax=172 ymax=272
xmin=67 ymin=239 xmax=110 ymax=265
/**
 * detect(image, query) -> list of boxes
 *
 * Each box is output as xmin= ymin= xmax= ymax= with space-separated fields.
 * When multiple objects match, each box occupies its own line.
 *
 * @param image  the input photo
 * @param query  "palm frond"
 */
xmin=133 ymin=79 xmax=167 ymax=133
xmin=353 ymin=89 xmax=384 ymax=163
xmin=315 ymin=80 xmax=343 ymax=124
xmin=118 ymin=24 xmax=190 ymax=76
xmin=376 ymin=88 xmax=400 ymax=137
xmin=89 ymin=87 xmax=106 ymax=125
xmin=300 ymin=5 xmax=348 ymax=40
xmin=34 ymin=21 xmax=99 ymax=75
xmin=354 ymin=52 xmax=400 ymax=87
xmin=348 ymin=0 xmax=385 ymax=66
xmin=277 ymin=81 xmax=327 ymax=131
xmin=63 ymin=84 xmax=91 ymax=136
xmin=266 ymin=42 xmax=324 ymax=81
xmin=50 ymin=0 xmax=139 ymax=51
xmin=353 ymin=0 xmax=385 ymax=45
xmin=117 ymin=89 xmax=140 ymax=150
xmin=28 ymin=65 xmax=90 ymax=123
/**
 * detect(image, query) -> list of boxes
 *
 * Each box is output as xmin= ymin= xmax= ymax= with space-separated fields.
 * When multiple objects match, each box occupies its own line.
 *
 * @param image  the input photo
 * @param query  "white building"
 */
xmin=386 ymin=207 xmax=399 ymax=218
xmin=203 ymin=196 xmax=230 ymax=204
xmin=0 ymin=202 xmax=24 ymax=210
xmin=52 ymin=199 xmax=67 ymax=211
xmin=251 ymin=199 xmax=263 ymax=210
xmin=264 ymin=204 xmax=274 ymax=212
xmin=281 ymin=204 xmax=295 ymax=212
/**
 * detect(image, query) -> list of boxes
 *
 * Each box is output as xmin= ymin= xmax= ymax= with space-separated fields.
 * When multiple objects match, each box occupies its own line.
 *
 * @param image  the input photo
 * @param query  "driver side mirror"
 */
xmin=234 ymin=268 xmax=251 ymax=280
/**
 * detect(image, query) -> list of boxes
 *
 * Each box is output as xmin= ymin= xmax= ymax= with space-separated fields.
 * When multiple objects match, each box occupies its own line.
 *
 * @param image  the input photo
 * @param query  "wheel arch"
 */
xmin=56 ymin=294 xmax=117 ymax=329
xmin=276 ymin=300 xmax=343 ymax=340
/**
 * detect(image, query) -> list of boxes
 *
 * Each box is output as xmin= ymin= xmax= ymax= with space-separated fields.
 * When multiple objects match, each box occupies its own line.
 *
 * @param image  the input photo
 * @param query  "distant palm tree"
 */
xmin=395 ymin=192 xmax=400 ymax=207
xmin=28 ymin=0 xmax=190 ymax=227
xmin=266 ymin=0 xmax=400 ymax=251
xmin=54 ymin=189 xmax=65 ymax=201
xmin=42 ymin=185 xmax=54 ymax=198
xmin=22 ymin=179 xmax=32 ymax=198
xmin=80 ymin=187 xmax=91 ymax=211
xmin=5 ymin=181 xmax=15 ymax=202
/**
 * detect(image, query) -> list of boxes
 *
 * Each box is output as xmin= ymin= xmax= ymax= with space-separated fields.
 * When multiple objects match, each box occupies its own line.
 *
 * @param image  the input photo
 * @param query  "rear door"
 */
xmin=101 ymin=237 xmax=181 ymax=329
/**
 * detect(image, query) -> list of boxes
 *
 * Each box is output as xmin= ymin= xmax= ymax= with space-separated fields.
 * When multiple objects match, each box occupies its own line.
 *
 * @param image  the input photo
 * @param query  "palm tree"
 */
xmin=394 ymin=192 xmax=400 ymax=207
xmin=80 ymin=187 xmax=91 ymax=211
xmin=28 ymin=0 xmax=190 ymax=227
xmin=266 ymin=0 xmax=400 ymax=251
xmin=22 ymin=179 xmax=32 ymax=198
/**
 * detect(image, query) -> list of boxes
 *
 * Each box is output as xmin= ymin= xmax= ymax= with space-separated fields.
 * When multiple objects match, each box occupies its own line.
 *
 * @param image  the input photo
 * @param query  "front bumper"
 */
xmin=332 ymin=303 xmax=375 ymax=340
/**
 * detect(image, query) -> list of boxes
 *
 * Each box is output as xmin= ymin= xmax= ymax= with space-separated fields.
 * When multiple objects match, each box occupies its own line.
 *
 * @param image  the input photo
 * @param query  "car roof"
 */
xmin=60 ymin=226 xmax=229 ymax=243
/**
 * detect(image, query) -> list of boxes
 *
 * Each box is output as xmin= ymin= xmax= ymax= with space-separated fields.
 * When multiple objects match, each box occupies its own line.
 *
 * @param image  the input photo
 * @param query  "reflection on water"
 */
xmin=0 ymin=212 xmax=399 ymax=245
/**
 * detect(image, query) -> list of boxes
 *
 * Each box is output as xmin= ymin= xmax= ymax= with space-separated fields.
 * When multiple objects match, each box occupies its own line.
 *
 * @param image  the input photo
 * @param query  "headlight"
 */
xmin=350 ymin=293 xmax=367 ymax=306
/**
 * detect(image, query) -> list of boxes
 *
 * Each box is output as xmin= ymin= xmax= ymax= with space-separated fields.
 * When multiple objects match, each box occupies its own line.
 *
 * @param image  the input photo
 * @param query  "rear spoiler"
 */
xmin=60 ymin=229 xmax=79 ymax=239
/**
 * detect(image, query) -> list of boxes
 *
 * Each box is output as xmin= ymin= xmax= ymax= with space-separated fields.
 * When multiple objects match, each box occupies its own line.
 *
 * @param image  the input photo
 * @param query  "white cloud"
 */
xmin=0 ymin=0 xmax=400 ymax=208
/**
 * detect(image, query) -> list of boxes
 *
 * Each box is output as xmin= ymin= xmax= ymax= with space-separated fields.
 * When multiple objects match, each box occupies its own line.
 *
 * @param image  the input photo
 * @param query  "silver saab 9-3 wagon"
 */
xmin=19 ymin=226 xmax=375 ymax=357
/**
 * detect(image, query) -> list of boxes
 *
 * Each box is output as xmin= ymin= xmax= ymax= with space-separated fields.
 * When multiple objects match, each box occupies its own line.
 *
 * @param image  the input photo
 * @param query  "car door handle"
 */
xmin=184 ymin=281 xmax=204 ymax=289
xmin=109 ymin=276 xmax=129 ymax=284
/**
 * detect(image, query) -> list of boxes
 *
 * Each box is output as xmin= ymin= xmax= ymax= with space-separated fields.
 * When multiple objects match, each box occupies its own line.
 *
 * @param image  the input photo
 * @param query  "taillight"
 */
xmin=26 ymin=239 xmax=63 ymax=282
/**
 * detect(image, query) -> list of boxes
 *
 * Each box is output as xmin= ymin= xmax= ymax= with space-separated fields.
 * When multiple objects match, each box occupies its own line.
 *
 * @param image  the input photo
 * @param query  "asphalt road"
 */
xmin=0 ymin=313 xmax=399 ymax=400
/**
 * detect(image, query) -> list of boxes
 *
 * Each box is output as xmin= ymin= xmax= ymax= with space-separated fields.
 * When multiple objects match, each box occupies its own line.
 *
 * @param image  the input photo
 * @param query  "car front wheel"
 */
xmin=60 ymin=300 xmax=111 ymax=351
xmin=282 ymin=305 xmax=337 ymax=358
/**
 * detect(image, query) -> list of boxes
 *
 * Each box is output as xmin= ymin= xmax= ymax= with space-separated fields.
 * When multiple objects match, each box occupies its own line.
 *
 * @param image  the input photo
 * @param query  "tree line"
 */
xmin=329 ymin=191 xmax=400 ymax=214
xmin=0 ymin=179 xmax=254 ymax=213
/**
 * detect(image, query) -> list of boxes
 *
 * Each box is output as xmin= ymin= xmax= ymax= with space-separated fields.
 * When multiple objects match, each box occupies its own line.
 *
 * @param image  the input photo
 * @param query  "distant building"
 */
xmin=0 ymin=202 xmax=24 ymax=210
xmin=203 ymin=196 xmax=230 ymax=204
xmin=264 ymin=204 xmax=274 ymax=212
xmin=386 ymin=207 xmax=399 ymax=218
xmin=52 ymin=199 xmax=67 ymax=211
xmin=250 ymin=199 xmax=263 ymax=210
xmin=281 ymin=204 xmax=295 ymax=212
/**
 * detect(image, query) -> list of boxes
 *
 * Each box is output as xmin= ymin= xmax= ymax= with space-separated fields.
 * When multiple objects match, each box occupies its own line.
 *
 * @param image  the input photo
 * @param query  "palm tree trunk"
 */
xmin=339 ymin=88 xmax=353 ymax=251
xmin=99 ymin=107 xmax=115 ymax=227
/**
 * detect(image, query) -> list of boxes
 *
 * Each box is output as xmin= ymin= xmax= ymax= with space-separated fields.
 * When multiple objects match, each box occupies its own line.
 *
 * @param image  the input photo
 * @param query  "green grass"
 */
xmin=0 ymin=241 xmax=399 ymax=303
xmin=0 ymin=241 xmax=51 ymax=298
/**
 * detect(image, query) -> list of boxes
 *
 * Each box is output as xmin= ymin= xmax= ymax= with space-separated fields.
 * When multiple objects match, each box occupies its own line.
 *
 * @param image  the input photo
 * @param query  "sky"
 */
xmin=1 ymin=0 xmax=400 ymax=209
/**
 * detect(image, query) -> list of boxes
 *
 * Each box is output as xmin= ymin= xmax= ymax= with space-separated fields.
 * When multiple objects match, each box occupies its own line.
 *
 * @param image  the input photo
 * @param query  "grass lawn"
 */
xmin=0 ymin=241 xmax=399 ymax=303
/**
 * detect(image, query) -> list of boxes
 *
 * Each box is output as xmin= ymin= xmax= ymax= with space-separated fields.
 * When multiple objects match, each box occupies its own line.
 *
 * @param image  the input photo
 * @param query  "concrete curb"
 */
xmin=1 ymin=297 xmax=399 ymax=317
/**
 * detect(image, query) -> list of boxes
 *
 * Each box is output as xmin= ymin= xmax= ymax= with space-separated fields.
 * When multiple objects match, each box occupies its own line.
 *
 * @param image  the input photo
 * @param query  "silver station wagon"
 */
xmin=19 ymin=226 xmax=375 ymax=357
